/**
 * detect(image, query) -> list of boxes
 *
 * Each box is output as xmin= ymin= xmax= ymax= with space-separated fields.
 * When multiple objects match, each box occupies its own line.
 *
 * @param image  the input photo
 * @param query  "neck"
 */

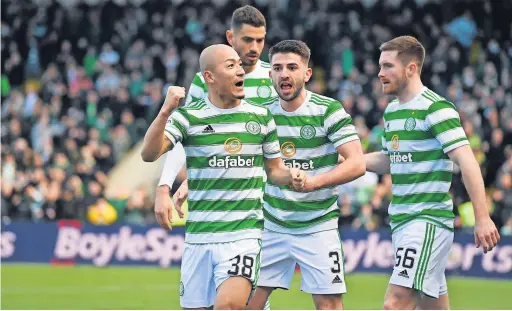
xmin=397 ymin=77 xmax=424 ymax=104
xmin=280 ymin=89 xmax=308 ymax=112
xmin=208 ymin=92 xmax=241 ymax=109
xmin=243 ymin=62 xmax=257 ymax=74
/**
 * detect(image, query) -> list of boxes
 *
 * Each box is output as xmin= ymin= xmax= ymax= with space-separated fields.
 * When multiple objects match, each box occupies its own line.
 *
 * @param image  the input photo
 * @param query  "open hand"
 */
xmin=474 ymin=216 xmax=500 ymax=253
xmin=173 ymin=180 xmax=188 ymax=219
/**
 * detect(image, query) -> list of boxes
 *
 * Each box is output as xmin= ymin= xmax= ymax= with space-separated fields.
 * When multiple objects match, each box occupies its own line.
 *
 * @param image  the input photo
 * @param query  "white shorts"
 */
xmin=258 ymin=229 xmax=347 ymax=295
xmin=179 ymin=239 xmax=262 ymax=308
xmin=390 ymin=221 xmax=453 ymax=298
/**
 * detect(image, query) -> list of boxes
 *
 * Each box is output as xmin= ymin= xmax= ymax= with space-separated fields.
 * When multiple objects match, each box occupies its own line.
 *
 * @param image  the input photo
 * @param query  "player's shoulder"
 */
xmin=421 ymin=89 xmax=456 ymax=112
xmin=252 ymin=96 xmax=279 ymax=109
xmin=180 ymin=98 xmax=207 ymax=112
xmin=243 ymin=99 xmax=272 ymax=116
xmin=259 ymin=60 xmax=271 ymax=68
xmin=308 ymin=92 xmax=345 ymax=117
xmin=191 ymin=71 xmax=206 ymax=85
xmin=309 ymin=92 xmax=338 ymax=106
xmin=245 ymin=60 xmax=271 ymax=78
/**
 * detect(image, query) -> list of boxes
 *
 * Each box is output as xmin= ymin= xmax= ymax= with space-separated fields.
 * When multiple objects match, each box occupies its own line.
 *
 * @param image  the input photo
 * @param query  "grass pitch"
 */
xmin=1 ymin=264 xmax=511 ymax=309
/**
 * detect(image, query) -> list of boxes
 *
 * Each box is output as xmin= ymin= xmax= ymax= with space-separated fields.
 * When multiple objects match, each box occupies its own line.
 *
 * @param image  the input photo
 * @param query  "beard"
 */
xmin=384 ymin=72 xmax=408 ymax=96
xmin=242 ymin=56 xmax=258 ymax=67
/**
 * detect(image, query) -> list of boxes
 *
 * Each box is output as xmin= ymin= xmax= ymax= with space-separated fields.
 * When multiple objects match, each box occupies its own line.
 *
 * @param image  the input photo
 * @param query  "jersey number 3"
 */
xmin=329 ymin=251 xmax=341 ymax=273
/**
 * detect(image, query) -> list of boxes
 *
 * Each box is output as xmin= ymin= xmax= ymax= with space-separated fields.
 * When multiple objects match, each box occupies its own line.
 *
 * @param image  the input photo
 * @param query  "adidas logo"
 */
xmin=398 ymin=269 xmax=409 ymax=279
xmin=332 ymin=275 xmax=343 ymax=284
xmin=202 ymin=125 xmax=215 ymax=133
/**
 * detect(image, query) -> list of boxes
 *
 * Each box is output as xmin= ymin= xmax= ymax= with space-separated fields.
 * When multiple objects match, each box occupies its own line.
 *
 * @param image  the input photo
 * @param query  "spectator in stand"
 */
xmin=1 ymin=0 xmax=511 ymax=231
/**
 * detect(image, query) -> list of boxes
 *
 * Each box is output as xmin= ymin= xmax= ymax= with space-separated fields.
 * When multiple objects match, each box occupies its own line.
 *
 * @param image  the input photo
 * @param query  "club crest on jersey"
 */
xmin=245 ymin=120 xmax=261 ymax=135
xmin=391 ymin=134 xmax=399 ymax=150
xmin=300 ymin=125 xmax=316 ymax=139
xmin=257 ymin=85 xmax=272 ymax=99
xmin=281 ymin=142 xmax=296 ymax=158
xmin=404 ymin=117 xmax=416 ymax=131
xmin=224 ymin=137 xmax=243 ymax=154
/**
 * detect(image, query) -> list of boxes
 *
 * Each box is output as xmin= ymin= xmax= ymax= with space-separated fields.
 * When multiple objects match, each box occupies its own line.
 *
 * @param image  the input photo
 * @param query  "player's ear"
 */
xmin=407 ymin=62 xmax=416 ymax=77
xmin=203 ymin=71 xmax=214 ymax=84
xmin=226 ymin=30 xmax=234 ymax=46
xmin=304 ymin=67 xmax=313 ymax=83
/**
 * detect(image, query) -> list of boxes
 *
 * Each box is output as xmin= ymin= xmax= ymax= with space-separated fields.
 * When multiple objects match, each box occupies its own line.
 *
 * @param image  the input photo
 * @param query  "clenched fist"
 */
xmin=161 ymin=86 xmax=186 ymax=116
xmin=290 ymin=168 xmax=307 ymax=191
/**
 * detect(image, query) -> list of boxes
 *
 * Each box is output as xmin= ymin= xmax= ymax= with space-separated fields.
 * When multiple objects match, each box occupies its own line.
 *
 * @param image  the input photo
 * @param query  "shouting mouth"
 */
xmin=280 ymin=81 xmax=293 ymax=94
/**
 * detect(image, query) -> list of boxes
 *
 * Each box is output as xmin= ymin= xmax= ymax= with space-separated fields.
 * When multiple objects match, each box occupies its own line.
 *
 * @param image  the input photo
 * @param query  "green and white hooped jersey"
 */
xmin=262 ymin=91 xmax=360 ymax=234
xmin=164 ymin=98 xmax=281 ymax=243
xmin=381 ymin=87 xmax=469 ymax=233
xmin=185 ymin=60 xmax=277 ymax=106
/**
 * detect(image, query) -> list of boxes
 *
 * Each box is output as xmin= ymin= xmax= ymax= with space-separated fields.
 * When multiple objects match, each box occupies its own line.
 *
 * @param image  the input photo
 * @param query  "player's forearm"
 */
xmin=459 ymin=153 xmax=489 ymax=220
xmin=158 ymin=148 xmax=187 ymax=187
xmin=315 ymin=155 xmax=365 ymax=188
xmin=364 ymin=152 xmax=391 ymax=175
xmin=266 ymin=163 xmax=293 ymax=186
xmin=174 ymin=166 xmax=188 ymax=186
xmin=141 ymin=111 xmax=172 ymax=162
xmin=156 ymin=184 xmax=171 ymax=198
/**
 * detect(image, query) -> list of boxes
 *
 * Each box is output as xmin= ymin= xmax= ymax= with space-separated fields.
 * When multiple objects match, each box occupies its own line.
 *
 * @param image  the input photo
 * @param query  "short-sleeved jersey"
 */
xmin=262 ymin=91 xmax=360 ymax=234
xmin=164 ymin=97 xmax=281 ymax=243
xmin=185 ymin=60 xmax=277 ymax=106
xmin=381 ymin=87 xmax=469 ymax=233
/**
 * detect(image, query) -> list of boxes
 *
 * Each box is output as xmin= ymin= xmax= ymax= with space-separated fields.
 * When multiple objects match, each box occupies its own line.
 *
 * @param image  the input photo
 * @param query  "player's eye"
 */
xmin=228 ymin=64 xmax=234 ymax=68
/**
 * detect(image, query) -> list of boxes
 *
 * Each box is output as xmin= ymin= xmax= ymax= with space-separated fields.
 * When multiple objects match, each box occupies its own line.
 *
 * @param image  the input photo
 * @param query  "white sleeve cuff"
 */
xmin=158 ymin=143 xmax=186 ymax=187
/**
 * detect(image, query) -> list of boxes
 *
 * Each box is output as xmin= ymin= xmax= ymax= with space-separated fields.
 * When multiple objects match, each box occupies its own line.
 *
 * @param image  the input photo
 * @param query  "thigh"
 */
xmin=390 ymin=222 xmax=453 ymax=299
xmin=383 ymin=283 xmax=418 ymax=310
xmin=246 ymin=286 xmax=274 ymax=310
xmin=312 ymin=294 xmax=343 ymax=310
xmin=258 ymin=229 xmax=296 ymax=290
xmin=215 ymin=276 xmax=254 ymax=310
xmin=293 ymin=229 xmax=347 ymax=295
xmin=417 ymin=293 xmax=450 ymax=310
xmin=180 ymin=243 xmax=215 ymax=309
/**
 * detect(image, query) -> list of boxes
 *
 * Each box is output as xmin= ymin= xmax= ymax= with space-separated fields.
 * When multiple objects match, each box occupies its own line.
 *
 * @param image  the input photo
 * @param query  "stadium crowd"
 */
xmin=1 ymin=0 xmax=511 ymax=235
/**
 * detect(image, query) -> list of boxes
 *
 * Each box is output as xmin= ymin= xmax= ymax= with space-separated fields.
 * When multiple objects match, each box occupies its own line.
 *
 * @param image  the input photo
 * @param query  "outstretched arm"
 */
xmin=297 ymin=140 xmax=365 ymax=192
xmin=365 ymin=152 xmax=391 ymax=175
xmin=264 ymin=157 xmax=304 ymax=186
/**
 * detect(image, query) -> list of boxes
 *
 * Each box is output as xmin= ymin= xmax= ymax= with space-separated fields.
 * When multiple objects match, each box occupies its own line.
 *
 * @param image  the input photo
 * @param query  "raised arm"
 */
xmin=141 ymin=86 xmax=185 ymax=162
